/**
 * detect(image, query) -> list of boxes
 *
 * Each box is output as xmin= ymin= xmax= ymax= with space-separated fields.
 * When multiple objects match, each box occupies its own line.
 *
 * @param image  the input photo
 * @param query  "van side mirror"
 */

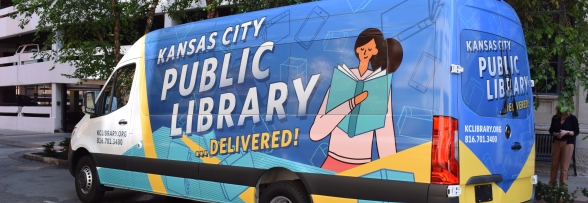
xmin=84 ymin=92 xmax=96 ymax=115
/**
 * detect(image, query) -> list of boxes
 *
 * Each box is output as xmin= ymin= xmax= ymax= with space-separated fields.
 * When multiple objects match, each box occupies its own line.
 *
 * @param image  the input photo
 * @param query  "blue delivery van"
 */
xmin=69 ymin=0 xmax=537 ymax=202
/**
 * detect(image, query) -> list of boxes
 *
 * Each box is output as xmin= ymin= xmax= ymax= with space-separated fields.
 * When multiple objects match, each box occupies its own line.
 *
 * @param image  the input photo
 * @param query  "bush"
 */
xmin=535 ymin=181 xmax=588 ymax=203
xmin=40 ymin=138 xmax=70 ymax=159
xmin=42 ymin=141 xmax=56 ymax=157
xmin=58 ymin=137 xmax=71 ymax=159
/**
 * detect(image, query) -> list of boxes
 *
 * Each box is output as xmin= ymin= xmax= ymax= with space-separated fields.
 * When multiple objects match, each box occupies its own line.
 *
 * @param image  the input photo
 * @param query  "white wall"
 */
xmin=0 ymin=53 xmax=80 ymax=86
xmin=0 ymin=7 xmax=38 ymax=39
xmin=18 ymin=61 xmax=79 ymax=85
xmin=0 ymin=106 xmax=55 ymax=133
xmin=0 ymin=55 xmax=17 ymax=64
xmin=21 ymin=106 xmax=52 ymax=115
xmin=17 ymin=117 xmax=55 ymax=132
xmin=0 ymin=62 xmax=18 ymax=84
xmin=0 ymin=106 xmax=19 ymax=114
xmin=0 ymin=116 xmax=18 ymax=129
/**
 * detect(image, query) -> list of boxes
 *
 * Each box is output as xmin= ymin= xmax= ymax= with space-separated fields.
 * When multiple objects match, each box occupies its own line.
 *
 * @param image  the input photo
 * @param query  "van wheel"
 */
xmin=260 ymin=181 xmax=309 ymax=203
xmin=75 ymin=155 xmax=104 ymax=203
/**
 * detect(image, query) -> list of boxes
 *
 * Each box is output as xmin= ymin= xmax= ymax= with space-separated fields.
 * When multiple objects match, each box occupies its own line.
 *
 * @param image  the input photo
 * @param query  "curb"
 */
xmin=22 ymin=152 xmax=68 ymax=167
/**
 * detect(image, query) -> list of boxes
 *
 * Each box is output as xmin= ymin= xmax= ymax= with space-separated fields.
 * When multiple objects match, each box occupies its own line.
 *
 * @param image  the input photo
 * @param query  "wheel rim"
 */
xmin=77 ymin=165 xmax=93 ymax=194
xmin=270 ymin=196 xmax=291 ymax=203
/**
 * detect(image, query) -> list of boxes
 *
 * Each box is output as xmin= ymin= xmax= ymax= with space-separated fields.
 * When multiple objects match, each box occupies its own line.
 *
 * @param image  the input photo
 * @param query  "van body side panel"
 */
xmin=128 ymin=36 xmax=171 ymax=195
xmin=456 ymin=1 xmax=535 ymax=202
xmin=74 ymin=0 xmax=534 ymax=202
xmin=141 ymin=0 xmax=441 ymax=202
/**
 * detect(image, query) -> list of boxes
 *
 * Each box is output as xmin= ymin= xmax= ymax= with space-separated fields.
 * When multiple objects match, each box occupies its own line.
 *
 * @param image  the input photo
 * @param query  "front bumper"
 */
xmin=68 ymin=146 xmax=75 ymax=177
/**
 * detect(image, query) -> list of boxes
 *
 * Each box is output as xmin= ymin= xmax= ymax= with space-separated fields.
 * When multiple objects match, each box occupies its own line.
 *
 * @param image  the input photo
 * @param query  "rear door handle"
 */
xmin=119 ymin=119 xmax=128 ymax=126
xmin=511 ymin=142 xmax=521 ymax=150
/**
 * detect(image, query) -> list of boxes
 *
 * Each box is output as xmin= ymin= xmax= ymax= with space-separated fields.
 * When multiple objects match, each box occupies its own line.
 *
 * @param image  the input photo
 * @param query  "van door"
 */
xmin=458 ymin=26 xmax=535 ymax=203
xmin=86 ymin=63 xmax=137 ymax=188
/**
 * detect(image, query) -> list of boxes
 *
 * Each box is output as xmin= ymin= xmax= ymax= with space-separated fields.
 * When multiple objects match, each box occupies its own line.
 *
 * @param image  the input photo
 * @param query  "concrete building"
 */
xmin=0 ymin=0 xmax=232 ymax=133
xmin=0 ymin=2 xmax=101 ymax=133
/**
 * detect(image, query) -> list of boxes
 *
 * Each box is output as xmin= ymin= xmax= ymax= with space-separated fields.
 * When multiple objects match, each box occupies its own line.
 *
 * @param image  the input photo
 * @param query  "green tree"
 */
xmin=164 ymin=0 xmax=311 ymax=24
xmin=11 ymin=0 xmax=311 ymax=82
xmin=225 ymin=0 xmax=310 ymax=14
xmin=507 ymin=0 xmax=588 ymax=140
xmin=11 ymin=0 xmax=144 ymax=80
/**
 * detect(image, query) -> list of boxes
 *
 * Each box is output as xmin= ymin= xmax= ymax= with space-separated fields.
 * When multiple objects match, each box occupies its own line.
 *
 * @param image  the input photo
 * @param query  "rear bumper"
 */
xmin=428 ymin=196 xmax=459 ymax=203
xmin=299 ymin=172 xmax=460 ymax=202
xmin=522 ymin=184 xmax=536 ymax=203
xmin=428 ymin=184 xmax=460 ymax=203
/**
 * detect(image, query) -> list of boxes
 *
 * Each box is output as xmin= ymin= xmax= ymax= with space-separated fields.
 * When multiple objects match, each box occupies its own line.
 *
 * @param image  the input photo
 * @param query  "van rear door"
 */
xmin=457 ymin=1 xmax=535 ymax=202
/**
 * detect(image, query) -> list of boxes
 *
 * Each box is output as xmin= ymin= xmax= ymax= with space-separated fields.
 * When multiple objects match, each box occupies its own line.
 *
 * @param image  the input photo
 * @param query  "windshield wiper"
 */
xmin=506 ymin=49 xmax=518 ymax=117
xmin=499 ymin=48 xmax=508 ymax=115
xmin=499 ymin=48 xmax=518 ymax=117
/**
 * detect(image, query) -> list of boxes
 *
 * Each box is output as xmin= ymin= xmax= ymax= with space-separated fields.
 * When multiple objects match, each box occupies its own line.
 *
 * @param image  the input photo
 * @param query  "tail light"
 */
xmin=431 ymin=116 xmax=459 ymax=184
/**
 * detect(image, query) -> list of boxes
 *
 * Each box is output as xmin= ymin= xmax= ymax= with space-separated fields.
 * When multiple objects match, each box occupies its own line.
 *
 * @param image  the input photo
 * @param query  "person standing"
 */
xmin=548 ymin=106 xmax=579 ymax=186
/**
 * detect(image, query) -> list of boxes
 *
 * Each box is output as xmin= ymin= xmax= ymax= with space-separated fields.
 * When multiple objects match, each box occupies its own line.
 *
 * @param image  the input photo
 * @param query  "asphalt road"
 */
xmin=0 ymin=143 xmax=197 ymax=203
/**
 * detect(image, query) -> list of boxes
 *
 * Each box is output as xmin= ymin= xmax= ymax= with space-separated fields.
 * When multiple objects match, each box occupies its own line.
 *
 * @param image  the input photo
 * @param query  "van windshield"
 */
xmin=460 ymin=30 xmax=532 ymax=119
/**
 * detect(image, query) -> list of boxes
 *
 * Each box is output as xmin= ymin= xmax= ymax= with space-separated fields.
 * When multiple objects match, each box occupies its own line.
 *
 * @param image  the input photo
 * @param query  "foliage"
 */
xmin=10 ymin=0 xmax=149 ymax=81
xmin=224 ymin=0 xmax=311 ymax=14
xmin=11 ymin=0 xmax=313 ymax=82
xmin=507 ymin=1 xmax=588 ymax=117
xmin=164 ymin=0 xmax=313 ymax=23
xmin=42 ymin=141 xmax=56 ymax=157
xmin=40 ymin=138 xmax=70 ymax=159
xmin=534 ymin=181 xmax=579 ymax=203
xmin=58 ymin=137 xmax=71 ymax=159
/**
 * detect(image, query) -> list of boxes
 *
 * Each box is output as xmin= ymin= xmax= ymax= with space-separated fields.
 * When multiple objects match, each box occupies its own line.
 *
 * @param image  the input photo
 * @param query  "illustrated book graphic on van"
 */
xmin=326 ymin=63 xmax=389 ymax=137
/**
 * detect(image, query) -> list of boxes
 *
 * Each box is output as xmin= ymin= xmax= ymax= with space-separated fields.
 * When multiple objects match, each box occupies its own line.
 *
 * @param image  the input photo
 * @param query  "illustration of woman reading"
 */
xmin=310 ymin=28 xmax=403 ymax=173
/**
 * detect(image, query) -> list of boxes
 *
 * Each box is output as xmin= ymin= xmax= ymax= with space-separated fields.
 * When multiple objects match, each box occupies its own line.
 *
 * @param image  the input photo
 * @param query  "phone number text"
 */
xmin=97 ymin=137 xmax=123 ymax=145
xmin=464 ymin=135 xmax=498 ymax=143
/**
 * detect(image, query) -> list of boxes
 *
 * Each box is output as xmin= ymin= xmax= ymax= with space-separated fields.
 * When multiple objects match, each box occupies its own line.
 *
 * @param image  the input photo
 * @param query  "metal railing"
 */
xmin=535 ymin=133 xmax=577 ymax=176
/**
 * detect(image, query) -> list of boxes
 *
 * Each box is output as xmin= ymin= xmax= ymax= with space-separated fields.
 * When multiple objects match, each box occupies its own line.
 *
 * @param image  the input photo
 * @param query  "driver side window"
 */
xmin=96 ymin=75 xmax=115 ymax=116
xmin=95 ymin=64 xmax=136 ymax=116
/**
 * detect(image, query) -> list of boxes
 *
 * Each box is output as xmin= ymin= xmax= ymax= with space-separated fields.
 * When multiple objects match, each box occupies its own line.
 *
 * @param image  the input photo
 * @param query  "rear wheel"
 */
xmin=75 ymin=155 xmax=104 ymax=203
xmin=260 ymin=181 xmax=309 ymax=203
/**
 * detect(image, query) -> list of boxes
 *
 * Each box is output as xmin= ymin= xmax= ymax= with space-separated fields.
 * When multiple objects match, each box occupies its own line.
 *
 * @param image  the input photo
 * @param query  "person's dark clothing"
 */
xmin=548 ymin=114 xmax=580 ymax=144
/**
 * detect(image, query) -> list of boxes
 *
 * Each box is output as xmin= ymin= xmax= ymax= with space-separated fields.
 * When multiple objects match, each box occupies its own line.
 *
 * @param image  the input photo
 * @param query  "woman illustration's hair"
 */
xmin=354 ymin=28 xmax=403 ymax=74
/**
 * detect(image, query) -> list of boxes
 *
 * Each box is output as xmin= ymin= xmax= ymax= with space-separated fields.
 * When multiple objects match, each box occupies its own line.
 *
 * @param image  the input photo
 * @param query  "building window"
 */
xmin=530 ymin=10 xmax=569 ymax=96
xmin=533 ymin=55 xmax=564 ymax=95
xmin=16 ymin=84 xmax=52 ymax=106
xmin=0 ymin=85 xmax=53 ymax=106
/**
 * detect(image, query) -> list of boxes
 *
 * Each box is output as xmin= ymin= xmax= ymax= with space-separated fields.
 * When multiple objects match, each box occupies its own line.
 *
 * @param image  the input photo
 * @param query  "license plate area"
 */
xmin=475 ymin=184 xmax=493 ymax=202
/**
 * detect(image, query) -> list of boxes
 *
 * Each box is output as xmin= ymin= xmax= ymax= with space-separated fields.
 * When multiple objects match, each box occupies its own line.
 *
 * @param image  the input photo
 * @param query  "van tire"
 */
xmin=260 ymin=181 xmax=309 ymax=203
xmin=75 ymin=155 xmax=104 ymax=203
